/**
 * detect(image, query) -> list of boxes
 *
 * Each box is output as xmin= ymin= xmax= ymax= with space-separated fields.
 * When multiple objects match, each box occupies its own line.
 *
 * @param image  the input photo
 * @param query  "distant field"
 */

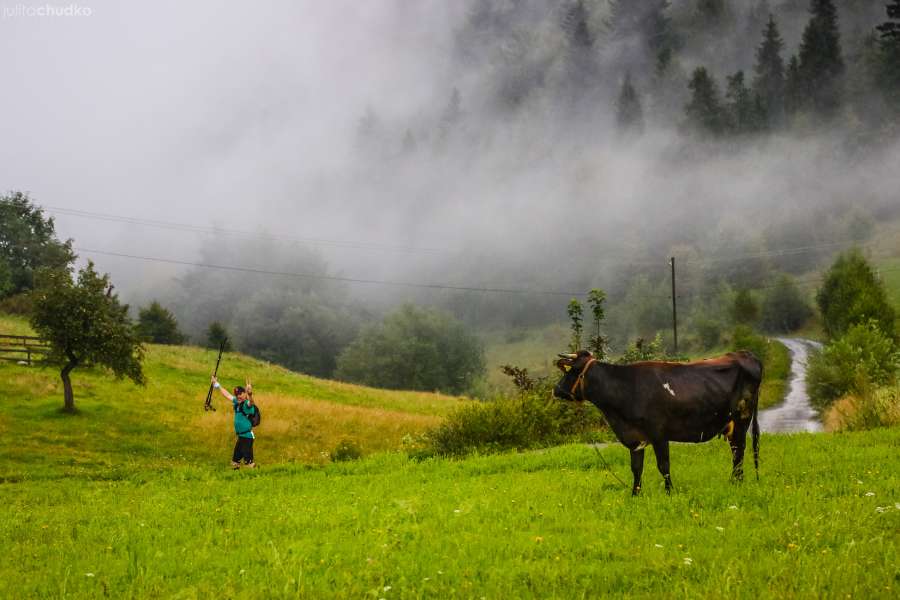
xmin=2 ymin=431 xmax=898 ymax=598
xmin=0 ymin=314 xmax=468 ymax=476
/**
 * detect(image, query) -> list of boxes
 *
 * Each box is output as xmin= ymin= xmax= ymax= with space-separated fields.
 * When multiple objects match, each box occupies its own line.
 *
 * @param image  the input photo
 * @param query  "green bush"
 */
xmin=331 ymin=438 xmax=363 ymax=462
xmin=807 ymin=321 xmax=899 ymax=408
xmin=759 ymin=274 xmax=813 ymax=333
xmin=0 ymin=291 xmax=34 ymax=316
xmin=426 ymin=380 xmax=605 ymax=457
xmin=336 ymin=304 xmax=484 ymax=395
xmin=730 ymin=325 xmax=770 ymax=361
xmin=816 ymin=249 xmax=896 ymax=341
xmin=137 ymin=301 xmax=185 ymax=345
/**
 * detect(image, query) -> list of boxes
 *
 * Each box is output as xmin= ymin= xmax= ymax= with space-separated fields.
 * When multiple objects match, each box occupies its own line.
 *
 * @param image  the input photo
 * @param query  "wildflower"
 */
xmin=787 ymin=543 xmax=798 ymax=550
xmin=715 ymin=527 xmax=724 ymax=532
xmin=239 ymin=569 xmax=246 ymax=575
xmin=875 ymin=506 xmax=887 ymax=513
xmin=384 ymin=586 xmax=392 ymax=592
xmin=85 ymin=573 xmax=95 ymax=577
xmin=865 ymin=492 xmax=875 ymax=497
xmin=654 ymin=544 xmax=663 ymax=548
xmin=728 ymin=505 xmax=738 ymax=510
xmin=454 ymin=509 xmax=461 ymax=514
xmin=683 ymin=558 xmax=693 ymax=565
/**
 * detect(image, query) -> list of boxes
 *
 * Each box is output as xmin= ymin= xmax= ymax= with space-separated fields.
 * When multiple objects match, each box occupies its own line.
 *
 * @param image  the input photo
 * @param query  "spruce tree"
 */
xmin=726 ymin=71 xmax=759 ymax=133
xmin=797 ymin=0 xmax=845 ymax=117
xmin=615 ymin=72 xmax=645 ymax=134
xmin=685 ymin=67 xmax=727 ymax=136
xmin=784 ymin=55 xmax=803 ymax=117
xmin=562 ymin=0 xmax=599 ymax=91
xmin=876 ymin=0 xmax=900 ymax=110
xmin=752 ymin=15 xmax=786 ymax=128
xmin=606 ymin=1 xmax=674 ymax=67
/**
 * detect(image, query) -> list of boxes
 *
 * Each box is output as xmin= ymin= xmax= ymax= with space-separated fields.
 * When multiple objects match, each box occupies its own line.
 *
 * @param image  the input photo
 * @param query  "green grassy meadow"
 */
xmin=3 ymin=314 xmax=898 ymax=598
xmin=3 ymin=432 xmax=899 ymax=598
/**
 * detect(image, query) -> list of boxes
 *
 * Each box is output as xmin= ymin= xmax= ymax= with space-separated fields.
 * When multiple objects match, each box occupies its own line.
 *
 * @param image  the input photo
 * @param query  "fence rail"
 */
xmin=0 ymin=334 xmax=51 ymax=365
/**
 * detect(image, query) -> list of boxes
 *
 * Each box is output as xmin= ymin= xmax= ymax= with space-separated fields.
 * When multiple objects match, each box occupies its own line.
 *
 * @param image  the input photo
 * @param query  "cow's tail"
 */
xmin=751 ymin=361 xmax=762 ymax=481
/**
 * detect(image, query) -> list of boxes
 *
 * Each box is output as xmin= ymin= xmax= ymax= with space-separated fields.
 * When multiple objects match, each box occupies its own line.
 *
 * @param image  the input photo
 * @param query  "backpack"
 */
xmin=239 ymin=400 xmax=261 ymax=428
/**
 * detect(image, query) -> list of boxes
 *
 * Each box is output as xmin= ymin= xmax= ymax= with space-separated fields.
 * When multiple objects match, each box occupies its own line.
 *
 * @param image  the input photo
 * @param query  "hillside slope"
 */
xmin=0 ymin=314 xmax=468 ymax=479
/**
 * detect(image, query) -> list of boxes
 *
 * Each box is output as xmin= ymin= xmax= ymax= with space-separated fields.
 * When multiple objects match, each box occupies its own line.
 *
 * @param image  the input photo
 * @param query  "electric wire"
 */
xmin=73 ymin=247 xmax=590 ymax=297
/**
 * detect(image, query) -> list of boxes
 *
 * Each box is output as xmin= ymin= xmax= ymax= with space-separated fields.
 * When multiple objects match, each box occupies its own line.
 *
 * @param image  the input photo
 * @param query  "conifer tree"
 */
xmin=797 ymin=0 xmax=845 ymax=117
xmin=562 ymin=0 xmax=599 ymax=91
xmin=606 ymin=1 xmax=674 ymax=68
xmin=876 ymin=0 xmax=900 ymax=110
xmin=752 ymin=14 xmax=786 ymax=128
xmin=615 ymin=72 xmax=644 ymax=134
xmin=784 ymin=55 xmax=803 ymax=117
xmin=725 ymin=71 xmax=759 ymax=133
xmin=685 ymin=67 xmax=727 ymax=135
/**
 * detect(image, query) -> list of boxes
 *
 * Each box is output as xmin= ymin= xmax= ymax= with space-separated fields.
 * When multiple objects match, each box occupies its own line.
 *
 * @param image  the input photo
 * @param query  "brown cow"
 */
xmin=554 ymin=350 xmax=762 ymax=495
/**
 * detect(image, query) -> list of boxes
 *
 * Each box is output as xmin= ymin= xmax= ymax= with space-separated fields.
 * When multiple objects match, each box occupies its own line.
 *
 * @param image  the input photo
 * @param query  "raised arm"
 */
xmin=211 ymin=376 xmax=234 ymax=402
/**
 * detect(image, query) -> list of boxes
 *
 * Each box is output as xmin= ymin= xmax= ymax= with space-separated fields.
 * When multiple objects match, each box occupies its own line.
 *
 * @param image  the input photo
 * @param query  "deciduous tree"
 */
xmin=0 ymin=192 xmax=74 ymax=298
xmin=31 ymin=263 xmax=144 ymax=412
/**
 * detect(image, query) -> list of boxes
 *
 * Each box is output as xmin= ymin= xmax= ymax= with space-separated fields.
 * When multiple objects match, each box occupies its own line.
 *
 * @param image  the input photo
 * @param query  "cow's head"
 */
xmin=554 ymin=349 xmax=594 ymax=401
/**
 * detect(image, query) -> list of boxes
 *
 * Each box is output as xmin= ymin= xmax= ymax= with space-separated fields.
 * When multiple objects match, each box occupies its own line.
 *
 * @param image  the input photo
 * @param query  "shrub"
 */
xmin=759 ymin=274 xmax=813 ymax=333
xmin=331 ymin=438 xmax=363 ymax=462
xmin=426 ymin=379 xmax=605 ymax=457
xmin=336 ymin=304 xmax=484 ymax=395
xmin=824 ymin=386 xmax=900 ymax=432
xmin=137 ymin=301 xmax=185 ymax=345
xmin=692 ymin=318 xmax=723 ymax=350
xmin=618 ymin=333 xmax=671 ymax=363
xmin=816 ymin=249 xmax=896 ymax=341
xmin=807 ymin=321 xmax=899 ymax=408
xmin=731 ymin=289 xmax=759 ymax=325
xmin=730 ymin=325 xmax=770 ymax=361
xmin=0 ymin=291 xmax=34 ymax=315
xmin=206 ymin=322 xmax=233 ymax=351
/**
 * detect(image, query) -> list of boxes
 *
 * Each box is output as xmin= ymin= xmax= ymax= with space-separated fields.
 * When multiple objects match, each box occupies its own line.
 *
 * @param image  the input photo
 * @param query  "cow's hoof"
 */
xmin=631 ymin=487 xmax=641 ymax=497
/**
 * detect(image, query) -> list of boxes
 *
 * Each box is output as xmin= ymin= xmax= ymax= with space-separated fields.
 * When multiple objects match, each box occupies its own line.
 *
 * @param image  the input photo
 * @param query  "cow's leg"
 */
xmin=652 ymin=441 xmax=673 ymax=494
xmin=630 ymin=448 xmax=645 ymax=496
xmin=730 ymin=421 xmax=750 ymax=481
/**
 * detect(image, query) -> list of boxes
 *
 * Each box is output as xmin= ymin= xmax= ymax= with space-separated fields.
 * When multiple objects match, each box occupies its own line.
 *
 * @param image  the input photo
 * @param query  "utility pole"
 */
xmin=670 ymin=256 xmax=678 ymax=355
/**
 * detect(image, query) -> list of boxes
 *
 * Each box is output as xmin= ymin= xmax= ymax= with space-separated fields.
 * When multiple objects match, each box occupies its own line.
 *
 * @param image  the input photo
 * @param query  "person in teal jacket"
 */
xmin=211 ymin=376 xmax=258 ymax=469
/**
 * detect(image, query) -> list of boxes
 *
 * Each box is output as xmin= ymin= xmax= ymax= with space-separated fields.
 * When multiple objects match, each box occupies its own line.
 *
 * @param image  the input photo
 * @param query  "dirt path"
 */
xmin=757 ymin=338 xmax=823 ymax=433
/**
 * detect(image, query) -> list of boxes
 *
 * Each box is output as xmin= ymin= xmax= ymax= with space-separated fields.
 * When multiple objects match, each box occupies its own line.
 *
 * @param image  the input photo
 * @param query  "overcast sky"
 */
xmin=3 ymin=1 xmax=898 ymax=306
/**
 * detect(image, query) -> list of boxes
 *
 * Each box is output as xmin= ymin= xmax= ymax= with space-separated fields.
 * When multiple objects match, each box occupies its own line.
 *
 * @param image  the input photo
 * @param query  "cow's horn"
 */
xmin=558 ymin=353 xmax=577 ymax=359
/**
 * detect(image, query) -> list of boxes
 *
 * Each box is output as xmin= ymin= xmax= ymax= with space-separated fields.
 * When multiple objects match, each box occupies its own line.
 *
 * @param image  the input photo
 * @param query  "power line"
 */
xmin=37 ymin=203 xmax=883 ymax=268
xmin=44 ymin=205 xmax=447 ymax=255
xmin=73 ymin=247 xmax=589 ymax=297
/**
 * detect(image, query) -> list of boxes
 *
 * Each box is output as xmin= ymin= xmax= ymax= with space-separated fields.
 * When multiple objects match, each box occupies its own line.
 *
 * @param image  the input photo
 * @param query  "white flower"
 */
xmin=715 ymin=527 xmax=724 ymax=532
xmin=384 ymin=586 xmax=392 ymax=592
xmin=654 ymin=544 xmax=663 ymax=548
xmin=85 ymin=573 xmax=95 ymax=577
xmin=876 ymin=506 xmax=887 ymax=513
xmin=683 ymin=557 xmax=693 ymax=565
xmin=865 ymin=492 xmax=875 ymax=497
xmin=728 ymin=505 xmax=738 ymax=510
xmin=454 ymin=509 xmax=460 ymax=514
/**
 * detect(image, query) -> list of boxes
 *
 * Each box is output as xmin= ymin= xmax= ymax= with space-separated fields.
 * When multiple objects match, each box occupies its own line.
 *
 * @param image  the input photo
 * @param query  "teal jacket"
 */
xmin=233 ymin=398 xmax=257 ymax=439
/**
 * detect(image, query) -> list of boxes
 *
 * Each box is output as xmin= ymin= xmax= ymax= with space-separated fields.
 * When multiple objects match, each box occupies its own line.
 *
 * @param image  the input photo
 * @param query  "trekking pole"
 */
xmin=204 ymin=338 xmax=228 ymax=412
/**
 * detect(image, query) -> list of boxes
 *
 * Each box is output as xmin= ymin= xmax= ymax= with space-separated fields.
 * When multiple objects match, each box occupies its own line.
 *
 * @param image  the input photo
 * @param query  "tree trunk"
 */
xmin=60 ymin=356 xmax=78 ymax=413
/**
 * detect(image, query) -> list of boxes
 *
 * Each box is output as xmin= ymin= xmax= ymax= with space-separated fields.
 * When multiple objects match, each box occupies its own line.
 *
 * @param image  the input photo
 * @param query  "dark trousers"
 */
xmin=232 ymin=436 xmax=254 ymax=464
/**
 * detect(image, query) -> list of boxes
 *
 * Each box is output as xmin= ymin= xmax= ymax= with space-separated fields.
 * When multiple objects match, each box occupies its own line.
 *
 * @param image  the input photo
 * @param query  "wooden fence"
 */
xmin=0 ymin=334 xmax=51 ymax=365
